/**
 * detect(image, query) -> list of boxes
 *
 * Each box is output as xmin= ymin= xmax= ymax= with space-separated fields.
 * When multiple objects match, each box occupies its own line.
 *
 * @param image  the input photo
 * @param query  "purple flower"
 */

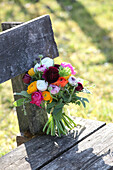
xmin=49 ymin=84 xmax=60 ymax=94
xmin=37 ymin=65 xmax=46 ymax=72
xmin=61 ymin=62 xmax=76 ymax=75
xmin=68 ymin=76 xmax=77 ymax=86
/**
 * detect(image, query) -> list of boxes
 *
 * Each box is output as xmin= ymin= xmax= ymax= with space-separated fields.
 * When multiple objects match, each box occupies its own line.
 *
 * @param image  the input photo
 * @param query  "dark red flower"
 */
xmin=43 ymin=66 xmax=60 ymax=83
xmin=54 ymin=64 xmax=60 ymax=69
xmin=22 ymin=74 xmax=31 ymax=84
xmin=75 ymin=82 xmax=83 ymax=91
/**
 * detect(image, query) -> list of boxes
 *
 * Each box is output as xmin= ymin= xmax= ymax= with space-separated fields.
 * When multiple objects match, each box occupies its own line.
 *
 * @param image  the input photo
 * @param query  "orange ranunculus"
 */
xmin=52 ymin=77 xmax=68 ymax=87
xmin=28 ymin=68 xmax=35 ymax=76
xmin=64 ymin=74 xmax=71 ymax=80
xmin=42 ymin=91 xmax=52 ymax=103
xmin=27 ymin=81 xmax=37 ymax=94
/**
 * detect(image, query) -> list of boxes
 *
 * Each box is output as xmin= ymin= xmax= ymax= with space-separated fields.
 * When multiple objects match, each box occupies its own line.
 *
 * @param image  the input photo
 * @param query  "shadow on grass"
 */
xmin=56 ymin=0 xmax=113 ymax=63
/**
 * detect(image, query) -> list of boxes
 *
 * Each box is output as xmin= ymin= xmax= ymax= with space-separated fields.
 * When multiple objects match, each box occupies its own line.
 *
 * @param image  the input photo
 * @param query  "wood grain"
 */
xmin=1 ymin=15 xmax=59 ymax=134
xmin=42 ymin=123 xmax=113 ymax=170
xmin=0 ymin=118 xmax=105 ymax=170
xmin=0 ymin=15 xmax=59 ymax=84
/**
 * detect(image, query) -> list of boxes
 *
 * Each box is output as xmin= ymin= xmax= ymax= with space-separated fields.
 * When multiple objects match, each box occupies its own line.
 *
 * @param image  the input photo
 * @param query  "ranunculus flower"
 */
xmin=30 ymin=91 xmax=43 ymax=108
xmin=53 ymin=77 xmax=68 ymax=87
xmin=27 ymin=81 xmax=37 ymax=94
xmin=37 ymin=65 xmax=46 ymax=72
xmin=28 ymin=68 xmax=35 ymax=76
xmin=37 ymin=80 xmax=48 ymax=91
xmin=49 ymin=84 xmax=60 ymax=94
xmin=34 ymin=63 xmax=40 ymax=72
xmin=75 ymin=82 xmax=83 ymax=91
xmin=42 ymin=91 xmax=52 ymax=103
xmin=43 ymin=67 xmax=60 ymax=84
xmin=61 ymin=62 xmax=76 ymax=75
xmin=22 ymin=74 xmax=31 ymax=84
xmin=41 ymin=57 xmax=54 ymax=68
xmin=68 ymin=76 xmax=78 ymax=86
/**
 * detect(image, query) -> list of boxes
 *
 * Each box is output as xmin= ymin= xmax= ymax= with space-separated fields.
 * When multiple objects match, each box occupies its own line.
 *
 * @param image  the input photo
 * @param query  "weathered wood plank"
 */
xmin=42 ymin=123 xmax=113 ymax=170
xmin=0 ymin=118 xmax=105 ymax=170
xmin=0 ymin=15 xmax=59 ymax=84
xmin=1 ymin=21 xmax=49 ymax=134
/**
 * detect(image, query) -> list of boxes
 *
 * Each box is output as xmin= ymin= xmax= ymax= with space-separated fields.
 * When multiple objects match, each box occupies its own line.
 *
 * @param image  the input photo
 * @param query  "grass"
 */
xmin=0 ymin=0 xmax=113 ymax=156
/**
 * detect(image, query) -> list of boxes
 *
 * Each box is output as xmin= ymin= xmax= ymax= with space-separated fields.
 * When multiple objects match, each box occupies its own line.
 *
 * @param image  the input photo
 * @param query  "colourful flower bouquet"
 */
xmin=14 ymin=55 xmax=91 ymax=137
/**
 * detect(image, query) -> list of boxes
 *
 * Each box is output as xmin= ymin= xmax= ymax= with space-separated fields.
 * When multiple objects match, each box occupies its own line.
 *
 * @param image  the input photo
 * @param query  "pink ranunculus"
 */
xmin=61 ymin=62 xmax=76 ymax=75
xmin=49 ymin=84 xmax=60 ymax=94
xmin=30 ymin=91 xmax=43 ymax=108
xmin=22 ymin=74 xmax=31 ymax=84
xmin=75 ymin=82 xmax=83 ymax=91
xmin=37 ymin=65 xmax=46 ymax=72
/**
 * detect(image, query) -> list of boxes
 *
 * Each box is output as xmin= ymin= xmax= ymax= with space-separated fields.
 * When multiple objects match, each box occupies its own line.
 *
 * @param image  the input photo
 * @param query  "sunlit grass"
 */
xmin=0 ymin=0 xmax=113 ymax=156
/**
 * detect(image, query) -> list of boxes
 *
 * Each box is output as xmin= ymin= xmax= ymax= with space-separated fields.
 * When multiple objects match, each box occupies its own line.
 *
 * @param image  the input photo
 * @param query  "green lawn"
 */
xmin=0 ymin=0 xmax=113 ymax=156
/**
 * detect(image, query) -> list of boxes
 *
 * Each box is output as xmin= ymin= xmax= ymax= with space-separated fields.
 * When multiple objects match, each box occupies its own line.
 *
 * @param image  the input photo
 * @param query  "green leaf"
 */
xmin=14 ymin=91 xmax=31 ymax=98
xmin=43 ymin=119 xmax=50 ymax=132
xmin=53 ymin=108 xmax=63 ymax=120
xmin=13 ymin=98 xmax=29 ymax=107
xmin=60 ymin=120 xmax=68 ymax=134
xmin=51 ymin=116 xmax=55 ymax=136
xmin=57 ymin=120 xmax=66 ymax=135
xmin=46 ymin=123 xmax=51 ymax=135
xmin=76 ymin=96 xmax=89 ymax=108
xmin=47 ymin=102 xmax=57 ymax=109
xmin=55 ymin=119 xmax=61 ymax=137
xmin=62 ymin=116 xmax=73 ymax=129
xmin=55 ymin=103 xmax=65 ymax=109
xmin=64 ymin=114 xmax=77 ymax=127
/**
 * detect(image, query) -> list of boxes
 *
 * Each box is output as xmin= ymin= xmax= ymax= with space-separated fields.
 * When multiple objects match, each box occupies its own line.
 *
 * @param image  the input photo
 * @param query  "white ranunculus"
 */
xmin=41 ymin=57 xmax=54 ymax=68
xmin=34 ymin=63 xmax=40 ymax=72
xmin=68 ymin=76 xmax=78 ymax=86
xmin=37 ymin=80 xmax=48 ymax=91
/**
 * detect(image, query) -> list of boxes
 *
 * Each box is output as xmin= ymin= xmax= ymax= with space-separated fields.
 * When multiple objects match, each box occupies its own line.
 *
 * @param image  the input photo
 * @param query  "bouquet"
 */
xmin=14 ymin=55 xmax=91 ymax=137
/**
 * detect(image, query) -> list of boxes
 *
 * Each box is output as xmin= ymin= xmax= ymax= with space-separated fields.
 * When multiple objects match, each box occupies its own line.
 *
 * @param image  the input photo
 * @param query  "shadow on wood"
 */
xmin=1 ymin=118 xmax=113 ymax=170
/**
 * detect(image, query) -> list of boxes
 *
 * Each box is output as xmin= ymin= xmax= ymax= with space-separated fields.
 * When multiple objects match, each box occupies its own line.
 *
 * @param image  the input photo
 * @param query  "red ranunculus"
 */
xmin=42 ymin=66 xmax=60 ymax=83
xmin=22 ymin=74 xmax=31 ymax=84
xmin=52 ymin=77 xmax=68 ymax=87
xmin=75 ymin=82 xmax=83 ymax=91
xmin=30 ymin=91 xmax=43 ymax=108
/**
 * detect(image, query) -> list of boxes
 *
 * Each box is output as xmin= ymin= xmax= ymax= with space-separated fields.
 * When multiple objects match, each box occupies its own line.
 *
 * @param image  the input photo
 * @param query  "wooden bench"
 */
xmin=0 ymin=15 xmax=113 ymax=170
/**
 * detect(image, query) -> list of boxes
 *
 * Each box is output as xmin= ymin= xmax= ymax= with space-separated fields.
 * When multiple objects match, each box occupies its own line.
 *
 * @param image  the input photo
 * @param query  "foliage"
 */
xmin=0 ymin=0 xmax=113 ymax=155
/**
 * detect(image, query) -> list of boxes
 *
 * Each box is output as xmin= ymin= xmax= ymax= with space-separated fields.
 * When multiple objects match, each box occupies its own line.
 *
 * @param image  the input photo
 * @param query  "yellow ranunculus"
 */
xmin=27 ymin=81 xmax=37 ymax=94
xmin=28 ymin=68 xmax=35 ymax=76
xmin=42 ymin=91 xmax=52 ymax=103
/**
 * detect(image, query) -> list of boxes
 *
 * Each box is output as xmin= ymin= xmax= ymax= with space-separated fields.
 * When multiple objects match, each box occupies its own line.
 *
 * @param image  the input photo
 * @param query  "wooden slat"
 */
xmin=42 ymin=123 xmax=113 ymax=170
xmin=1 ymin=22 xmax=49 ymax=134
xmin=0 ymin=15 xmax=59 ymax=84
xmin=0 ymin=118 xmax=105 ymax=170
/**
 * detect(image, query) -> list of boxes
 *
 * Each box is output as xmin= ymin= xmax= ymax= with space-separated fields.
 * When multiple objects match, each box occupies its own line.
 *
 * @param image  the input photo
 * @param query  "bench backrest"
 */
xmin=0 ymin=15 xmax=59 ymax=134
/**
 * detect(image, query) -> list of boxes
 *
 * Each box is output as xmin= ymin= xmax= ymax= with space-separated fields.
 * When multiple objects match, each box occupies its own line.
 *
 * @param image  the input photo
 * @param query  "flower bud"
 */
xmin=22 ymin=74 xmax=31 ymax=84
